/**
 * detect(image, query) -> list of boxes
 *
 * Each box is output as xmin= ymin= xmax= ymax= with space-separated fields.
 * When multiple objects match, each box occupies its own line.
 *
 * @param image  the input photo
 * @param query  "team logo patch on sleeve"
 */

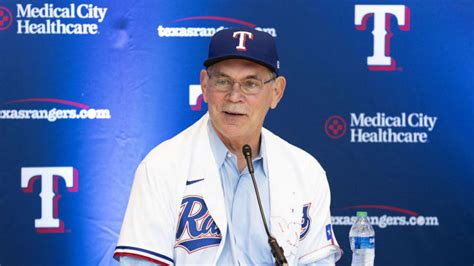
xmin=175 ymin=196 xmax=222 ymax=253
xmin=300 ymin=203 xmax=311 ymax=239
xmin=326 ymin=224 xmax=335 ymax=245
xmin=326 ymin=224 xmax=333 ymax=241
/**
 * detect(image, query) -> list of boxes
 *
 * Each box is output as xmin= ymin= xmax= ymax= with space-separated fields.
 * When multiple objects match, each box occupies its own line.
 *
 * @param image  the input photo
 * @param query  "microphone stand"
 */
xmin=242 ymin=145 xmax=288 ymax=266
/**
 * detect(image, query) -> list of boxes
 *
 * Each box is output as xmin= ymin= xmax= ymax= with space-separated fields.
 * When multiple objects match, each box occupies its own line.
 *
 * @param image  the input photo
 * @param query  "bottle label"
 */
xmin=351 ymin=236 xmax=375 ymax=249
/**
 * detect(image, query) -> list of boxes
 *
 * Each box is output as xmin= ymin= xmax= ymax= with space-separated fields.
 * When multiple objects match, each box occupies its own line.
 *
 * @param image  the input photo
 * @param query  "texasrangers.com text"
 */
xmin=157 ymin=25 xmax=277 ymax=37
xmin=0 ymin=108 xmax=111 ymax=122
xmin=331 ymin=215 xmax=439 ymax=228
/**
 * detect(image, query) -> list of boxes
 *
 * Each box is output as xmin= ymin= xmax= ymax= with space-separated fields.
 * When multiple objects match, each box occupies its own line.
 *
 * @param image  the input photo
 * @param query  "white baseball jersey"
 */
xmin=114 ymin=113 xmax=341 ymax=265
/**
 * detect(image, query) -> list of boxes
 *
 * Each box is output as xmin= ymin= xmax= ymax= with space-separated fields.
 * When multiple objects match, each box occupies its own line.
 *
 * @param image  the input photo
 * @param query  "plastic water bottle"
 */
xmin=349 ymin=211 xmax=375 ymax=266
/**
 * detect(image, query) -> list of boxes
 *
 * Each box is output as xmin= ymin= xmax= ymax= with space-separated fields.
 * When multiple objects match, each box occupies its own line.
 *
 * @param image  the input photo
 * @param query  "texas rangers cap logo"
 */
xmin=232 ymin=31 xmax=254 ymax=51
xmin=203 ymin=27 xmax=280 ymax=75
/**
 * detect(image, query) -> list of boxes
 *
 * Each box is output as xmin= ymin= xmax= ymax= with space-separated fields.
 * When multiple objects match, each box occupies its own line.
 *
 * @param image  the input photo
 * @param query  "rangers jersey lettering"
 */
xmin=175 ymin=196 xmax=222 ymax=253
xmin=300 ymin=203 xmax=311 ymax=239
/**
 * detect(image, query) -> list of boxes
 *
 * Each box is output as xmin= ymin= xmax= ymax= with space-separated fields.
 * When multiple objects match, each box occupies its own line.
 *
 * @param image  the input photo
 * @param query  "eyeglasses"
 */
xmin=207 ymin=72 xmax=277 ymax=95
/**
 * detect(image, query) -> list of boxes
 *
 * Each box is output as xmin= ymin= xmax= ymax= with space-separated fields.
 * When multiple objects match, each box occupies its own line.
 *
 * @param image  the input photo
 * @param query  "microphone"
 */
xmin=242 ymin=144 xmax=288 ymax=266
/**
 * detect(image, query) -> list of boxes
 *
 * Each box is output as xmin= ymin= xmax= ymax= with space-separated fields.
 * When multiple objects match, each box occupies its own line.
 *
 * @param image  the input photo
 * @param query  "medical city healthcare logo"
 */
xmin=324 ymin=113 xmax=437 ymax=143
xmin=355 ymin=5 xmax=410 ymax=71
xmin=0 ymin=6 xmax=13 ymax=30
xmin=0 ymin=3 xmax=107 ymax=34
xmin=157 ymin=16 xmax=277 ymax=38
xmin=0 ymin=98 xmax=111 ymax=122
xmin=324 ymin=115 xmax=347 ymax=139
xmin=22 ymin=167 xmax=78 ymax=233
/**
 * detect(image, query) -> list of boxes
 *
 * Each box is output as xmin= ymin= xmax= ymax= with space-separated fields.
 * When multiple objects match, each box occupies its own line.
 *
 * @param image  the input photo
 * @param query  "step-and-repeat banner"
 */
xmin=1 ymin=0 xmax=473 ymax=265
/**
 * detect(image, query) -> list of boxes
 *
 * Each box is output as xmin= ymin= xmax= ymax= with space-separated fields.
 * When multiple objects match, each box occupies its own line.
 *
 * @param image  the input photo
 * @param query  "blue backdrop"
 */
xmin=1 ymin=0 xmax=473 ymax=265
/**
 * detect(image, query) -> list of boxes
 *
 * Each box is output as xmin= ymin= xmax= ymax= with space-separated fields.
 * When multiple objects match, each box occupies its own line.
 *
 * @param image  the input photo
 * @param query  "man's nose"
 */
xmin=227 ymin=82 xmax=246 ymax=101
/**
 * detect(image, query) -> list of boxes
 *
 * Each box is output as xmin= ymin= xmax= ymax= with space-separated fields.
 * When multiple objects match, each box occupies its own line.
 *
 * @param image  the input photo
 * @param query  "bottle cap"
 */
xmin=356 ymin=211 xmax=368 ymax=217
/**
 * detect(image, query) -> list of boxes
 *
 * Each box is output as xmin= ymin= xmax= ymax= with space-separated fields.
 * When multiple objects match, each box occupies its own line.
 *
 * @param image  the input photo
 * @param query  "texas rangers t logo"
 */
xmin=21 ymin=167 xmax=78 ymax=233
xmin=233 ymin=31 xmax=254 ymax=51
xmin=175 ymin=196 xmax=222 ymax=253
xmin=355 ymin=5 xmax=410 ymax=70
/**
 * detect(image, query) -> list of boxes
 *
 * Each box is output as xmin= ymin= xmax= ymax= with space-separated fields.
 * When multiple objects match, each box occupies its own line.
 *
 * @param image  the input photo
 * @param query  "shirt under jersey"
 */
xmin=207 ymin=120 xmax=273 ymax=265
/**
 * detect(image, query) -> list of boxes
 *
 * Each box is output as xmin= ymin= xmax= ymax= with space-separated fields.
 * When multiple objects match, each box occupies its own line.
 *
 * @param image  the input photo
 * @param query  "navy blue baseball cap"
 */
xmin=203 ymin=28 xmax=280 ymax=75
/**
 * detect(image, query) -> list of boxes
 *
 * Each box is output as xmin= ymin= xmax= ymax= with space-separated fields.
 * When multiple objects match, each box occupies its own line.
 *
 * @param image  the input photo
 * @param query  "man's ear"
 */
xmin=200 ymin=69 xmax=209 ymax=103
xmin=270 ymin=76 xmax=286 ymax=109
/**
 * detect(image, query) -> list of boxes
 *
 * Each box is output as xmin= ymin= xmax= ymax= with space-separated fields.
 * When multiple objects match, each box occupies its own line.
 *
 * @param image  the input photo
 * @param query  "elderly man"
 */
xmin=114 ymin=28 xmax=341 ymax=265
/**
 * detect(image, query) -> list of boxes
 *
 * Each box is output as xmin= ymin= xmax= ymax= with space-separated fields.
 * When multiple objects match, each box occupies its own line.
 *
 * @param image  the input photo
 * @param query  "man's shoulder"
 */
xmin=132 ymin=115 xmax=209 ymax=191
xmin=263 ymin=128 xmax=325 ymax=174
xmin=142 ymin=115 xmax=208 ymax=164
xmin=263 ymin=128 xmax=329 ymax=200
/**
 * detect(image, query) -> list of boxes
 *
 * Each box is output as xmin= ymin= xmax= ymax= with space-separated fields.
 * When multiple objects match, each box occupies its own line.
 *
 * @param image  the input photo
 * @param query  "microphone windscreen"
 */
xmin=242 ymin=144 xmax=252 ymax=157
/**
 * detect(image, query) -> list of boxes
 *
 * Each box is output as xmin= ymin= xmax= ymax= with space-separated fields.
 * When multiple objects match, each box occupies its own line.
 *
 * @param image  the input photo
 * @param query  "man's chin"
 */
xmin=217 ymin=125 xmax=248 ymax=140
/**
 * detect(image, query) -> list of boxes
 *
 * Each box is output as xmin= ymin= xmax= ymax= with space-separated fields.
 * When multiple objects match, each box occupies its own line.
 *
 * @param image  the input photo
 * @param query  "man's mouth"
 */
xmin=223 ymin=111 xmax=245 ymax=116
